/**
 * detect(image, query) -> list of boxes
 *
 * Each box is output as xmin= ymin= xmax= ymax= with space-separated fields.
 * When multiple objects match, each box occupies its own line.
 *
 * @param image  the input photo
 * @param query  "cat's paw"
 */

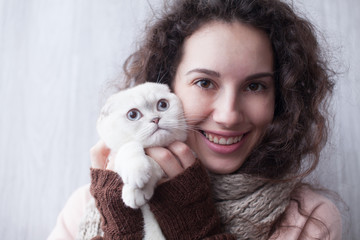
xmin=122 ymin=185 xmax=151 ymax=209
xmin=115 ymin=144 xmax=153 ymax=188
xmin=120 ymin=156 xmax=152 ymax=188
xmin=142 ymin=183 xmax=155 ymax=201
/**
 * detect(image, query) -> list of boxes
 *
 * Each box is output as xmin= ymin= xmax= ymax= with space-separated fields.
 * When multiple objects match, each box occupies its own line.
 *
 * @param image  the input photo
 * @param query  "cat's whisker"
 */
xmin=185 ymin=114 xmax=209 ymax=121
xmin=136 ymin=127 xmax=154 ymax=139
xmin=159 ymin=120 xmax=201 ymax=136
xmin=156 ymin=68 xmax=168 ymax=84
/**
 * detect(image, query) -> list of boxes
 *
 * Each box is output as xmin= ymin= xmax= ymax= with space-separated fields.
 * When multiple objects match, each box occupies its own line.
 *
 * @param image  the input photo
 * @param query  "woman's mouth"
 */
xmin=201 ymin=131 xmax=243 ymax=145
xmin=199 ymin=130 xmax=247 ymax=154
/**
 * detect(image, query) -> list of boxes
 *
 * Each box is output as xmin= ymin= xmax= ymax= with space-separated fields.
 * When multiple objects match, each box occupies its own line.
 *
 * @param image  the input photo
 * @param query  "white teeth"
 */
xmin=203 ymin=132 xmax=243 ymax=145
xmin=226 ymin=137 xmax=234 ymax=145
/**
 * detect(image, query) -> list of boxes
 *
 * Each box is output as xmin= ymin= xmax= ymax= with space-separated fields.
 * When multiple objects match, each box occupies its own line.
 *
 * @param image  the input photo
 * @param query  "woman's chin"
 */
xmin=201 ymin=159 xmax=244 ymax=174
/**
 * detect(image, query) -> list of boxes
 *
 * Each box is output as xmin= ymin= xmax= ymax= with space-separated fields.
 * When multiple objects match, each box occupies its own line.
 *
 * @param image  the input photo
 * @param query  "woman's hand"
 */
xmin=90 ymin=139 xmax=196 ymax=180
xmin=145 ymin=141 xmax=196 ymax=181
xmin=90 ymin=140 xmax=113 ymax=170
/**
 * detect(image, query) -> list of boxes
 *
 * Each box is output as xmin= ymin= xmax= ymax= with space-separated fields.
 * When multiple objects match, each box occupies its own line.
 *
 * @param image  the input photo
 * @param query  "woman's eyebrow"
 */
xmin=186 ymin=68 xmax=274 ymax=81
xmin=186 ymin=68 xmax=220 ymax=77
xmin=245 ymin=72 xmax=274 ymax=81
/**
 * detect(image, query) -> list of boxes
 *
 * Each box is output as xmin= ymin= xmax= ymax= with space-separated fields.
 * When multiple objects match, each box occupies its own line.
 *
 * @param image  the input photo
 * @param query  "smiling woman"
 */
xmin=173 ymin=21 xmax=275 ymax=174
xmin=48 ymin=0 xmax=343 ymax=239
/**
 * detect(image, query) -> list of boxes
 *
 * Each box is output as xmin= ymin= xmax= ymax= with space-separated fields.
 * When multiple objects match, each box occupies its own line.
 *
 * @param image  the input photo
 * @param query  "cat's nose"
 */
xmin=151 ymin=117 xmax=160 ymax=124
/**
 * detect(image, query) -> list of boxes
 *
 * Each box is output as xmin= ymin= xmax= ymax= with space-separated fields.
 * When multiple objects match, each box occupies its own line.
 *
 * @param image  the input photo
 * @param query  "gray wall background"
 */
xmin=0 ymin=0 xmax=358 ymax=239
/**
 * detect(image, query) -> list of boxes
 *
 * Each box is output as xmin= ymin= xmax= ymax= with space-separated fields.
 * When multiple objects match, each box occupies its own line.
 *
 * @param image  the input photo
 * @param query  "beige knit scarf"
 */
xmin=77 ymin=173 xmax=296 ymax=240
xmin=77 ymin=198 xmax=104 ymax=239
xmin=209 ymin=173 xmax=296 ymax=240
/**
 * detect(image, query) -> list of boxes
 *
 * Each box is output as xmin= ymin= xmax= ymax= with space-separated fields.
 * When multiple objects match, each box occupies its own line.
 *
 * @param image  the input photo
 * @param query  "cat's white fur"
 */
xmin=97 ymin=82 xmax=187 ymax=239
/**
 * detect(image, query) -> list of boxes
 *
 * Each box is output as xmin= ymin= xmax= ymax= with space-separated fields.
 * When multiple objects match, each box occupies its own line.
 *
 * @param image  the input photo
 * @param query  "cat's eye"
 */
xmin=157 ymin=99 xmax=169 ymax=111
xmin=127 ymin=109 xmax=142 ymax=121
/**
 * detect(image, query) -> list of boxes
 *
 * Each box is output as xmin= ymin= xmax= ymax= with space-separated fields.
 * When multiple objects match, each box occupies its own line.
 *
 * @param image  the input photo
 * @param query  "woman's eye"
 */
xmin=157 ymin=99 xmax=169 ymax=111
xmin=195 ymin=79 xmax=214 ymax=89
xmin=127 ymin=109 xmax=142 ymax=121
xmin=246 ymin=83 xmax=265 ymax=92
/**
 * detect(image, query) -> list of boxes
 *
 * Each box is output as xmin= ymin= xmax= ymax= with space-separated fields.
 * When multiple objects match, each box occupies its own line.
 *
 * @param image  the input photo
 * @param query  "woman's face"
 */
xmin=173 ymin=21 xmax=275 ymax=174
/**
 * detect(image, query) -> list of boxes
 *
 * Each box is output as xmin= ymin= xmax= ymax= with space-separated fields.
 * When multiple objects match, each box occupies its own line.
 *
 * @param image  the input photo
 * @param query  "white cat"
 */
xmin=97 ymin=82 xmax=187 ymax=239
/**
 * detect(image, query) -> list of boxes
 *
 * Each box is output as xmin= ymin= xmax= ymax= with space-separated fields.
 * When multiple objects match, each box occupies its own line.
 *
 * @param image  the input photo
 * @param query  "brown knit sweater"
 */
xmin=90 ymin=160 xmax=235 ymax=240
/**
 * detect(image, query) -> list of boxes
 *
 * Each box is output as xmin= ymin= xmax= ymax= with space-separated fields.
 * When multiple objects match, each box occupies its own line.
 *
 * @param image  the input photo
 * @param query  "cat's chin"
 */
xmin=144 ymin=130 xmax=186 ymax=148
xmin=144 ymin=134 xmax=172 ymax=148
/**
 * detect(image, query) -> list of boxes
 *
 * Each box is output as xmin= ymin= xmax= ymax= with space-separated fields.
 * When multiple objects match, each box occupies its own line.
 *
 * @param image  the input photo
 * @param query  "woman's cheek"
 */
xmin=182 ymin=91 xmax=212 ymax=119
xmin=246 ymin=96 xmax=275 ymax=126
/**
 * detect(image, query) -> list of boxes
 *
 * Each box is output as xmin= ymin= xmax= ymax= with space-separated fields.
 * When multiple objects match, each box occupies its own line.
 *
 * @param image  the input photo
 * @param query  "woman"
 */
xmin=49 ymin=0 xmax=342 ymax=239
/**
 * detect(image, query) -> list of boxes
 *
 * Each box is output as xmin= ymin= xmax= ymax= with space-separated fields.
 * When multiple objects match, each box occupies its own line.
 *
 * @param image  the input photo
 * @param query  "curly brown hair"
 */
xmin=121 ymin=0 xmax=335 ymax=180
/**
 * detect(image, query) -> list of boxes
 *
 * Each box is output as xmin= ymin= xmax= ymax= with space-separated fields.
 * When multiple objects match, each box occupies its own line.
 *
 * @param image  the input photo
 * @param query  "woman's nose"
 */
xmin=212 ymin=91 xmax=243 ymax=128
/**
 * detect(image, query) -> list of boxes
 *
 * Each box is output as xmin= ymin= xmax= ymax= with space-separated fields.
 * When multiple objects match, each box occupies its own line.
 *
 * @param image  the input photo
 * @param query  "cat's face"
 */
xmin=97 ymin=83 xmax=187 ymax=150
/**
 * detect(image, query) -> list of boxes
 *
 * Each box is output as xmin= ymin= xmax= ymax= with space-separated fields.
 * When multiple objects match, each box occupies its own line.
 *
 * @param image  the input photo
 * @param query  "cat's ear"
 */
xmin=160 ymin=83 xmax=171 ymax=93
xmin=99 ymin=104 xmax=111 ymax=119
xmin=99 ymin=95 xmax=117 ymax=120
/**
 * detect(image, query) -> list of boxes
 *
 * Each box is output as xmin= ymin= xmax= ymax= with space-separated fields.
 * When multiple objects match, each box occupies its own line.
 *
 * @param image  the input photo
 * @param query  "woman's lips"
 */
xmin=199 ymin=130 xmax=247 ymax=154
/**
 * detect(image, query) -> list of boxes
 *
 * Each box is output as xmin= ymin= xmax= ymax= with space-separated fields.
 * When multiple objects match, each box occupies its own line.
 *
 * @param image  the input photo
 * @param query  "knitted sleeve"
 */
xmin=149 ymin=160 xmax=236 ymax=240
xmin=90 ymin=168 xmax=144 ymax=240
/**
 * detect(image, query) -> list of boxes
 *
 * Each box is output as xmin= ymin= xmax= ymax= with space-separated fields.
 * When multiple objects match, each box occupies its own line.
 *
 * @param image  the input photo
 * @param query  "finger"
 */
xmin=145 ymin=147 xmax=183 ymax=178
xmin=106 ymin=156 xmax=115 ymax=170
xmin=167 ymin=141 xmax=195 ymax=169
xmin=90 ymin=140 xmax=110 ymax=169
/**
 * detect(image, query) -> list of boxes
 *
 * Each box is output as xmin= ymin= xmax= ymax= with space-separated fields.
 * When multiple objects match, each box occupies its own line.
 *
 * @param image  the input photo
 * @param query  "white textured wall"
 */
xmin=0 ymin=0 xmax=358 ymax=239
xmin=295 ymin=1 xmax=360 ymax=238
